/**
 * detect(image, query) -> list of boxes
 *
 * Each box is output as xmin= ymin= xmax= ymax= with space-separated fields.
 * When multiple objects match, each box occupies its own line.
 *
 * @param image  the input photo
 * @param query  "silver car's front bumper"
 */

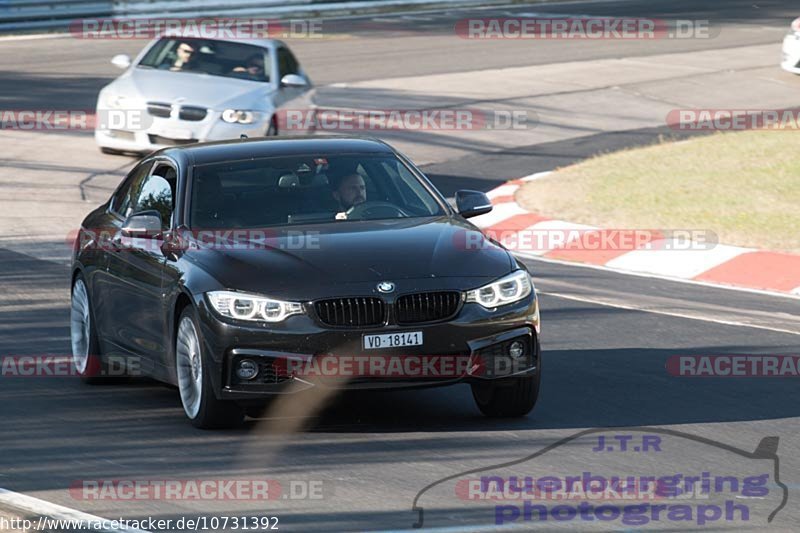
xmin=94 ymin=109 xmax=271 ymax=153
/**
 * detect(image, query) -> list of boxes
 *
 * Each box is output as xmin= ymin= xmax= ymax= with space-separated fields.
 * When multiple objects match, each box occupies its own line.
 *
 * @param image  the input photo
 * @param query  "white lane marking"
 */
xmin=0 ymin=488 xmax=149 ymax=532
xmin=539 ymin=291 xmax=800 ymax=336
xmin=518 ymin=251 xmax=800 ymax=302
xmin=605 ymin=242 xmax=751 ymax=279
xmin=0 ymin=33 xmax=73 ymax=42
xmin=512 ymin=12 xmax=598 ymax=18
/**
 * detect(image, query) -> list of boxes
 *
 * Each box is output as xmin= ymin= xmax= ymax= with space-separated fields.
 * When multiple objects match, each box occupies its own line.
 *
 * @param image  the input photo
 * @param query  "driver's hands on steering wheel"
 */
xmin=344 ymin=201 xmax=408 ymax=220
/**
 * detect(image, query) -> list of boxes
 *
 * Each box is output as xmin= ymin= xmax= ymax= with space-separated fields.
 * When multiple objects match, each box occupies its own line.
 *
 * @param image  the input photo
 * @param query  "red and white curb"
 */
xmin=472 ymin=172 xmax=800 ymax=297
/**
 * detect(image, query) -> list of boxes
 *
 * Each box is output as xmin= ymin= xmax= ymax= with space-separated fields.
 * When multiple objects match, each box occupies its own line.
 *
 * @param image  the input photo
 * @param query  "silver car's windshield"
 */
xmin=138 ymin=38 xmax=270 ymax=82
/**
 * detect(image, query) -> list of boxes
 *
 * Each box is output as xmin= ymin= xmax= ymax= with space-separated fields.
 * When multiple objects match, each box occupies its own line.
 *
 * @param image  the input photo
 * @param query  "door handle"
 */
xmin=110 ymin=231 xmax=125 ymax=248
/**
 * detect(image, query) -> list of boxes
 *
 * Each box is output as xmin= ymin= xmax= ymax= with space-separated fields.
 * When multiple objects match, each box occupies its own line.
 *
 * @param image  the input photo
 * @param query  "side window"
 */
xmin=277 ymin=47 xmax=300 ymax=78
xmin=111 ymin=162 xmax=152 ymax=218
xmin=132 ymin=165 xmax=175 ymax=230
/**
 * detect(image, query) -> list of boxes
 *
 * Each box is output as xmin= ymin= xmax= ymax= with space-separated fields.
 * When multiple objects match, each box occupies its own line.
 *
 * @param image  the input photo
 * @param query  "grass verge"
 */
xmin=515 ymin=130 xmax=800 ymax=253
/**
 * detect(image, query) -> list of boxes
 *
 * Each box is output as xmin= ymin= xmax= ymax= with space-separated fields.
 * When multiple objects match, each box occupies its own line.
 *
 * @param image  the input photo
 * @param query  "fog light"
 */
xmin=236 ymin=359 xmax=259 ymax=380
xmin=508 ymin=341 xmax=525 ymax=359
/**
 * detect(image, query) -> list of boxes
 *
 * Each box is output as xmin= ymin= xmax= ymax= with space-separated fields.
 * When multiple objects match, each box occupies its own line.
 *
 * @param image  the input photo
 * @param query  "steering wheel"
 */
xmin=345 ymin=201 xmax=409 ymax=220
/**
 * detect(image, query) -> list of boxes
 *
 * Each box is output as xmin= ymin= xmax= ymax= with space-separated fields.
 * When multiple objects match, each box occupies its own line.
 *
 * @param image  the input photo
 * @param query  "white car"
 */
xmin=781 ymin=17 xmax=800 ymax=74
xmin=95 ymin=36 xmax=315 ymax=154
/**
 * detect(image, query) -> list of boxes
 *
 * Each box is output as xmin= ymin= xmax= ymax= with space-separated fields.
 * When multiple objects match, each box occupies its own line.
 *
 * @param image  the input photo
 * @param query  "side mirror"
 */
xmin=455 ymin=190 xmax=493 ymax=219
xmin=111 ymin=54 xmax=131 ymax=70
xmin=280 ymin=74 xmax=308 ymax=88
xmin=121 ymin=210 xmax=163 ymax=239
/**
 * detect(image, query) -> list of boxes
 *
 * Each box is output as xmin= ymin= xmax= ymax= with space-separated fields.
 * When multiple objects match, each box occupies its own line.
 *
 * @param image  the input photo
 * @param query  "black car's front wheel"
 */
xmin=175 ymin=307 xmax=244 ymax=429
xmin=471 ymin=372 xmax=540 ymax=418
xmin=70 ymin=275 xmax=105 ymax=383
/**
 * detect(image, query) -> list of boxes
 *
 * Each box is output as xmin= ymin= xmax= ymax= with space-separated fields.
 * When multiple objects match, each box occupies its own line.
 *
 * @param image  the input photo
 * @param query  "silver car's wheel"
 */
xmin=176 ymin=316 xmax=203 ymax=419
xmin=70 ymin=279 xmax=91 ymax=374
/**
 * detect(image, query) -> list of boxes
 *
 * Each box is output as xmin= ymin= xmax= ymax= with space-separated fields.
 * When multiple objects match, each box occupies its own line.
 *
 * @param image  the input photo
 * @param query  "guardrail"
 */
xmin=0 ymin=0 xmax=476 ymax=33
xmin=0 ymin=0 xmax=113 ymax=30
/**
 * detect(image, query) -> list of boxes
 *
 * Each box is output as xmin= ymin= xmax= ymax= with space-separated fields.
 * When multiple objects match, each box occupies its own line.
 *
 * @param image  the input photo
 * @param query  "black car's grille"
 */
xmin=146 ymin=102 xmax=172 ymax=118
xmin=315 ymin=297 xmax=386 ymax=327
xmin=179 ymin=106 xmax=207 ymax=121
xmin=395 ymin=291 xmax=461 ymax=324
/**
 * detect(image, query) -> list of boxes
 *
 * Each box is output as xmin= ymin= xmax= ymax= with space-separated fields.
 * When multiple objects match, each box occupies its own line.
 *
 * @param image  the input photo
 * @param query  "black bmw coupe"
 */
xmin=70 ymin=136 xmax=541 ymax=428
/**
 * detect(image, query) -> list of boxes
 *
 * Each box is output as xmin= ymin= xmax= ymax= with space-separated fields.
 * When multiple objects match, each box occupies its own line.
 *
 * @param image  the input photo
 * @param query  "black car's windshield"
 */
xmin=190 ymin=153 xmax=446 ymax=228
xmin=138 ymin=38 xmax=270 ymax=82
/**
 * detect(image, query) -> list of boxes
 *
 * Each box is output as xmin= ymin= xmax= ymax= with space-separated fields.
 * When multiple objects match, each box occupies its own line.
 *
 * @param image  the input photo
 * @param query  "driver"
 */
xmin=164 ymin=41 xmax=198 ymax=71
xmin=331 ymin=172 xmax=367 ymax=211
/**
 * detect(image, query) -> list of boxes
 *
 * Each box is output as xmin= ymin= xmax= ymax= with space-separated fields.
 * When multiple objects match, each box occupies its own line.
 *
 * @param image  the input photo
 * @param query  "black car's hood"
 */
xmin=186 ymin=216 xmax=513 ymax=299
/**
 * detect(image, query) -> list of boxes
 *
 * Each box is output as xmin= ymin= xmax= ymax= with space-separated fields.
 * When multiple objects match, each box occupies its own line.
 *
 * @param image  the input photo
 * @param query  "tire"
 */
xmin=70 ymin=275 xmax=106 ymax=384
xmin=175 ymin=306 xmax=244 ymax=429
xmin=472 ymin=373 xmax=540 ymax=418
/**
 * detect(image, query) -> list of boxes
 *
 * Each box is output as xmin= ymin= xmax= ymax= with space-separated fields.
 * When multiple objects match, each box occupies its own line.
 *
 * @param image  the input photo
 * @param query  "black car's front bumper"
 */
xmin=195 ymin=293 xmax=540 ymax=400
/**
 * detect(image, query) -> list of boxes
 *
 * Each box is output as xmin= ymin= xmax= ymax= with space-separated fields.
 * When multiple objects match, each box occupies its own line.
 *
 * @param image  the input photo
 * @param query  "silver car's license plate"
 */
xmin=363 ymin=331 xmax=423 ymax=350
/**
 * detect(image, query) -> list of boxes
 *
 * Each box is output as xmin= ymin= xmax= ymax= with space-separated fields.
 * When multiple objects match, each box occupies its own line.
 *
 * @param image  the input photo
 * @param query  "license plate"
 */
xmin=157 ymin=127 xmax=193 ymax=140
xmin=363 ymin=331 xmax=423 ymax=350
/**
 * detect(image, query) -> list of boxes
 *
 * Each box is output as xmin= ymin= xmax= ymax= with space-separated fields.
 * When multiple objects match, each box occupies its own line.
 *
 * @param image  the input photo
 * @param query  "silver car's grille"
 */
xmin=146 ymin=102 xmax=172 ymax=118
xmin=146 ymin=102 xmax=208 ymax=121
xmin=179 ymin=106 xmax=207 ymax=121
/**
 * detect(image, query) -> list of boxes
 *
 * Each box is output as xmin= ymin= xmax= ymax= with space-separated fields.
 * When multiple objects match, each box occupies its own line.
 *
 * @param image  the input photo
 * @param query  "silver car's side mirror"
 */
xmin=111 ymin=54 xmax=132 ymax=70
xmin=280 ymin=74 xmax=308 ymax=88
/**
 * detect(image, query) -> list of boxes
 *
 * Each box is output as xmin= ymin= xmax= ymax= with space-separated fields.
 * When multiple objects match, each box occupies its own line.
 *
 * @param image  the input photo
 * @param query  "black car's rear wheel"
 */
xmin=471 ymin=372 xmax=540 ymax=418
xmin=176 ymin=307 xmax=244 ymax=429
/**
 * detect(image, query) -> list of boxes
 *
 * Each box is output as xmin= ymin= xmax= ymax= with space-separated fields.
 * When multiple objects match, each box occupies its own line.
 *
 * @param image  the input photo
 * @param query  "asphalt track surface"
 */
xmin=2 ymin=0 xmax=800 ymax=531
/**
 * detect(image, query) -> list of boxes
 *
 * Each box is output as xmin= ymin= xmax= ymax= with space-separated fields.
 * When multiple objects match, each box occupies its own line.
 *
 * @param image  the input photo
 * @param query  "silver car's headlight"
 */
xmin=465 ymin=270 xmax=533 ymax=308
xmin=101 ymin=92 xmax=125 ymax=109
xmin=206 ymin=290 xmax=303 ymax=322
xmin=221 ymin=109 xmax=261 ymax=124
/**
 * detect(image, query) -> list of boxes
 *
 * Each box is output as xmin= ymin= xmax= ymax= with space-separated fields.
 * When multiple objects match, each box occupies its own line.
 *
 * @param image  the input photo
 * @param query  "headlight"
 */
xmin=221 ymin=109 xmax=259 ymax=124
xmin=465 ymin=270 xmax=533 ymax=308
xmin=101 ymin=92 xmax=125 ymax=109
xmin=206 ymin=290 xmax=303 ymax=322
